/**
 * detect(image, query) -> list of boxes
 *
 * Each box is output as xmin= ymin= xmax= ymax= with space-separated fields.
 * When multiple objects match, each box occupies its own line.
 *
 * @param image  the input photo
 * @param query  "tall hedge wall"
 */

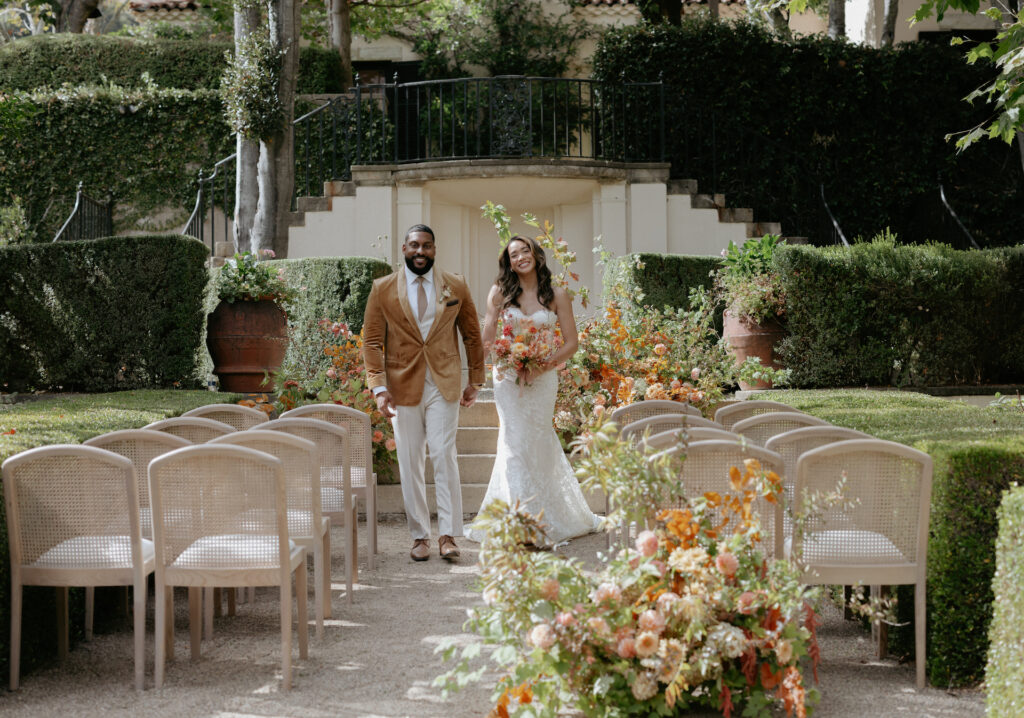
xmin=986 ymin=484 xmax=1024 ymax=714
xmin=0 ymin=86 xmax=233 ymax=242
xmin=592 ymin=18 xmax=1023 ymax=248
xmin=603 ymin=253 xmax=719 ymax=315
xmin=0 ymin=235 xmax=209 ymax=391
xmin=0 ymin=34 xmax=344 ymax=94
xmin=775 ymin=242 xmax=1024 ymax=387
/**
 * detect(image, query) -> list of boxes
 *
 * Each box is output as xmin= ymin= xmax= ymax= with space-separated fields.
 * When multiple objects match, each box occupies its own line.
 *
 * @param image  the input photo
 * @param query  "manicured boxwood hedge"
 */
xmin=0 ymin=235 xmax=209 ymax=392
xmin=762 ymin=389 xmax=1024 ymax=686
xmin=603 ymin=252 xmax=719 ymax=317
xmin=0 ymin=85 xmax=233 ymax=242
xmin=592 ymin=18 xmax=1023 ymax=248
xmin=0 ymin=391 xmax=242 ymax=683
xmin=0 ymin=33 xmax=344 ymax=94
xmin=775 ymin=242 xmax=1024 ymax=387
xmin=986 ymin=484 xmax=1024 ymax=715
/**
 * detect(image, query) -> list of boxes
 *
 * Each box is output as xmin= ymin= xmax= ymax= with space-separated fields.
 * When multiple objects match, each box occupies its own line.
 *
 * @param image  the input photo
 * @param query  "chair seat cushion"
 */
xmin=172 ymin=534 xmax=297 ymax=568
xmin=785 ymin=529 xmax=907 ymax=564
xmin=34 ymin=536 xmax=155 ymax=568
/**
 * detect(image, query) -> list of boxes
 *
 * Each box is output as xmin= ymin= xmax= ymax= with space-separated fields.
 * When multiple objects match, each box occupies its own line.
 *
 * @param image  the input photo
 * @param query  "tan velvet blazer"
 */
xmin=362 ymin=268 xmax=485 ymax=406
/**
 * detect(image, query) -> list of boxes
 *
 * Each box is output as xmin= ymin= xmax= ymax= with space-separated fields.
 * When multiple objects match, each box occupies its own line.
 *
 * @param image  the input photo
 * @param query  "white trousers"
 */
xmin=392 ymin=373 xmax=462 ymax=539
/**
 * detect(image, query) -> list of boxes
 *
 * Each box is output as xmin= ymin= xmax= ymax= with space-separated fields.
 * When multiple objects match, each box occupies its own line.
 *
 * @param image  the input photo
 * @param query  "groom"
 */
xmin=362 ymin=224 xmax=486 ymax=562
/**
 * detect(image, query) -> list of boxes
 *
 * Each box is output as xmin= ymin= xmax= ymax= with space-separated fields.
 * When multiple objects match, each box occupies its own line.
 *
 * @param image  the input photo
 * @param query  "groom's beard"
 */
xmin=405 ymin=255 xmax=434 ymax=275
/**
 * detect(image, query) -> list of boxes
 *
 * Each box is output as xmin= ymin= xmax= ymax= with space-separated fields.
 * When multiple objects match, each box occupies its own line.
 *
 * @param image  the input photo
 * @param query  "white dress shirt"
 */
xmin=373 ymin=265 xmax=436 ymax=396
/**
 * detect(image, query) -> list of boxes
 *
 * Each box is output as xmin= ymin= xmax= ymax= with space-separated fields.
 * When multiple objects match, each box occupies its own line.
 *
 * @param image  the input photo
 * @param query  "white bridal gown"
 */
xmin=466 ymin=307 xmax=602 ymax=545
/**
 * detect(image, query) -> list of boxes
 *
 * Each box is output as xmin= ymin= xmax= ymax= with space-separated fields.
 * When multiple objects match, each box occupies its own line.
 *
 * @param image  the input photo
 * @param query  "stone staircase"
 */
xmin=376 ymin=388 xmax=500 ymax=520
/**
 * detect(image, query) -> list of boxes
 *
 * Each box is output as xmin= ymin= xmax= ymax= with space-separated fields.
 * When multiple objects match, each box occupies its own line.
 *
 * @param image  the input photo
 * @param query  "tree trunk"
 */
xmin=233 ymin=5 xmax=260 ymax=254
xmin=708 ymin=0 xmax=720 ymax=19
xmin=768 ymin=8 xmax=793 ymax=40
xmin=828 ymin=0 xmax=846 ymax=39
xmin=328 ymin=0 xmax=354 ymax=89
xmin=880 ymin=0 xmax=899 ymax=47
xmin=1017 ymin=131 xmax=1024 ymax=179
xmin=250 ymin=0 xmax=299 ymax=256
xmin=59 ymin=0 xmax=100 ymax=32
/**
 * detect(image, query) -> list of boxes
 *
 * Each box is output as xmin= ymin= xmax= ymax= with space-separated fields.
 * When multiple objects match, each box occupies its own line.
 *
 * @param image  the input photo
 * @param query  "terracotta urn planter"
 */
xmin=206 ymin=300 xmax=288 ymax=393
xmin=722 ymin=310 xmax=785 ymax=391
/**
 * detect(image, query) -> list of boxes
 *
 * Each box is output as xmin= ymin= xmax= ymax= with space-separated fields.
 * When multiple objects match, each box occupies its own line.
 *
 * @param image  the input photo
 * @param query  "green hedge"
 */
xmin=761 ymin=390 xmax=1024 ymax=686
xmin=0 ymin=235 xmax=209 ymax=392
xmin=603 ymin=253 xmax=718 ymax=315
xmin=0 ymin=390 xmax=242 ymax=683
xmin=592 ymin=18 xmax=1023 ymax=248
xmin=200 ymin=256 xmax=392 ymax=382
xmin=986 ymin=484 xmax=1024 ymax=715
xmin=0 ymin=34 xmax=344 ymax=94
xmin=0 ymin=85 xmax=233 ymax=242
xmin=775 ymin=242 xmax=1024 ymax=387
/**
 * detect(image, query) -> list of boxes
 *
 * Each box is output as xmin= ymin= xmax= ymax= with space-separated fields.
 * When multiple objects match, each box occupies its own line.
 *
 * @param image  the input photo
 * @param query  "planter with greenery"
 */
xmin=208 ymin=250 xmax=296 ymax=392
xmin=714 ymin=235 xmax=787 ymax=390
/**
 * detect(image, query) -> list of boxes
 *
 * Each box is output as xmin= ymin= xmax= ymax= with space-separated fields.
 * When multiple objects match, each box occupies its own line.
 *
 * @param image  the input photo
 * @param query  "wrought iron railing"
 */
xmin=294 ymin=75 xmax=665 ymax=198
xmin=186 ymin=75 xmax=665 ymax=255
xmin=53 ymin=182 xmax=113 ymax=242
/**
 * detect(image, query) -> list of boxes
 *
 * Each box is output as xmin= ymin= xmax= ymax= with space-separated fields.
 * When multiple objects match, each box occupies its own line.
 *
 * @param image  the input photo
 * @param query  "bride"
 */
xmin=466 ymin=235 xmax=601 ymax=546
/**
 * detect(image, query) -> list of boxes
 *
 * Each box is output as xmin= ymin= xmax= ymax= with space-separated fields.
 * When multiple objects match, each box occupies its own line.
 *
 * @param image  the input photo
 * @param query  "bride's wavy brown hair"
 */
xmin=496 ymin=235 xmax=555 ymax=310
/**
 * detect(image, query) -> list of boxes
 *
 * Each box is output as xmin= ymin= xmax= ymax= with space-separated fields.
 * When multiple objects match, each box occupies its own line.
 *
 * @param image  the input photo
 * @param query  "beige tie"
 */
xmin=416 ymin=276 xmax=428 ymax=320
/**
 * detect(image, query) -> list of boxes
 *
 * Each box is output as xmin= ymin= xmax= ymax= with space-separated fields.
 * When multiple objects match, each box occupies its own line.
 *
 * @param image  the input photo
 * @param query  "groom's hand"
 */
xmin=460 ymin=384 xmax=479 ymax=408
xmin=375 ymin=390 xmax=397 ymax=418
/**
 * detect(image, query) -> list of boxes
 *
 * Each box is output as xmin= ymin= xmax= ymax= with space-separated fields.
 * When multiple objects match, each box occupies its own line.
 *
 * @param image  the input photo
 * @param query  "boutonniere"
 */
xmin=439 ymin=282 xmax=454 ymax=304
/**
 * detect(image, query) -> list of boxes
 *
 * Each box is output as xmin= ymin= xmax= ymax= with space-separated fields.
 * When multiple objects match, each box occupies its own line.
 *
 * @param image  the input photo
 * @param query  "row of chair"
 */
xmin=608 ymin=398 xmax=931 ymax=689
xmin=2 ymin=402 xmax=380 ymax=692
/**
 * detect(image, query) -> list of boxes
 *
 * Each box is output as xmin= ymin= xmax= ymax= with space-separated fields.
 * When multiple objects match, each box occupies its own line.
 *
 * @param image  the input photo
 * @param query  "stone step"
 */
xmin=459 ymin=400 xmax=498 ymax=427
xmin=691 ymin=193 xmax=726 ymax=210
xmin=717 ymin=206 xmax=753 ymax=223
xmin=746 ymin=221 xmax=783 ymax=237
xmin=296 ymin=195 xmax=328 ymax=213
xmin=376 ymin=482 xmax=606 ymax=518
xmin=455 ymin=426 xmax=499 ymax=454
xmin=424 ymin=454 xmax=495 ymax=483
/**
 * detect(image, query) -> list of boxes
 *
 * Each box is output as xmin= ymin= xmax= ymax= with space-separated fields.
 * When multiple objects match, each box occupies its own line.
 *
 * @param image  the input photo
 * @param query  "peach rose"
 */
xmin=385 ymin=438 xmax=396 ymax=451
xmin=587 ymin=617 xmax=610 ymax=637
xmin=775 ymin=639 xmax=794 ymax=665
xmin=635 ymin=530 xmax=659 ymax=558
xmin=372 ymin=430 xmax=384 ymax=443
xmin=715 ymin=551 xmax=739 ymax=577
xmin=656 ymin=591 xmax=680 ymax=614
xmin=635 ymin=631 xmax=659 ymax=658
xmin=540 ymin=578 xmax=560 ymax=602
xmin=654 ymin=343 xmax=668 ymax=356
xmin=556 ymin=612 xmax=576 ymax=627
xmin=691 ymin=367 xmax=701 ymax=380
xmin=737 ymin=591 xmax=758 ymax=615
xmin=616 ymin=636 xmax=636 ymax=658
xmin=529 ymin=623 xmax=556 ymax=650
xmin=637 ymin=609 xmax=666 ymax=635
xmin=594 ymin=583 xmax=622 ymax=604
xmin=326 ymin=367 xmax=338 ymax=380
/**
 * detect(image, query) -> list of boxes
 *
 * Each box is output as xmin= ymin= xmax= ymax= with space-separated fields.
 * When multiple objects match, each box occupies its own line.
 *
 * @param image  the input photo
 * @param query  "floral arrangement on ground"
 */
xmin=437 ymin=424 xmax=821 ymax=718
xmin=274 ymin=318 xmax=397 ymax=481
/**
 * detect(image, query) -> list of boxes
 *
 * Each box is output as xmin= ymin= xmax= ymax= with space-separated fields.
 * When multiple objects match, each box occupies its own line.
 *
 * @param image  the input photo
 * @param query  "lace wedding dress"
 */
xmin=466 ymin=307 xmax=602 ymax=545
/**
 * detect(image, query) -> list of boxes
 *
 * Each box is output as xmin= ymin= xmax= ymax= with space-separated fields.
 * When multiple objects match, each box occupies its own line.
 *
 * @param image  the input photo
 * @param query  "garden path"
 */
xmin=0 ymin=521 xmax=983 ymax=717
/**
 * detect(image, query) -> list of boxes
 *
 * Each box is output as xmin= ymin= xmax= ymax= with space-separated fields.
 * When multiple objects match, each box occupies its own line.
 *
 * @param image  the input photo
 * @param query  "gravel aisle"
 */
xmin=0 ymin=522 xmax=983 ymax=717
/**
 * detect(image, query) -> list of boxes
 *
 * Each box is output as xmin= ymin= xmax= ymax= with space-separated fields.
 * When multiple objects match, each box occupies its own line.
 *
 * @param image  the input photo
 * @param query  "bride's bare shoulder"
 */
xmin=488 ymin=284 xmax=504 ymax=306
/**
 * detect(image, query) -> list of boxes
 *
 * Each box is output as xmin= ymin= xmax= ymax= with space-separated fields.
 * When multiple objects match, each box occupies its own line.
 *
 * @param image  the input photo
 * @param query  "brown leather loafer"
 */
xmin=410 ymin=538 xmax=430 ymax=562
xmin=439 ymin=535 xmax=460 ymax=561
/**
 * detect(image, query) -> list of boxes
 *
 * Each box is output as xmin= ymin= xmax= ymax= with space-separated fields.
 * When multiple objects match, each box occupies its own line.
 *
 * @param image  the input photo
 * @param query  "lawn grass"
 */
xmin=762 ymin=388 xmax=1024 ymax=686
xmin=759 ymin=388 xmax=1024 ymax=443
xmin=0 ymin=390 xmax=243 ymax=462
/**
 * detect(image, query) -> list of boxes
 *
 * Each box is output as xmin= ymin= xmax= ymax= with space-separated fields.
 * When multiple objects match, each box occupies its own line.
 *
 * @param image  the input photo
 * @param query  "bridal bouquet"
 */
xmin=491 ymin=310 xmax=563 ymax=385
xmin=437 ymin=427 xmax=821 ymax=718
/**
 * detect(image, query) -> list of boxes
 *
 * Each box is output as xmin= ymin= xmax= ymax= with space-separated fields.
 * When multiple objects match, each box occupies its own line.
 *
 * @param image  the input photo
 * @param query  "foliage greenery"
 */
xmin=774 ymin=239 xmax=1024 ymax=387
xmin=220 ymin=24 xmax=284 ymax=141
xmin=0 ymin=83 xmax=233 ymax=242
xmin=713 ymin=235 xmax=786 ymax=323
xmin=0 ymin=235 xmax=210 ymax=392
xmin=216 ymin=250 xmax=296 ymax=306
xmin=0 ymin=33 xmax=344 ymax=93
xmin=0 ymin=196 xmax=30 ymax=246
xmin=0 ymin=390 xmax=242 ymax=683
xmin=404 ymin=0 xmax=588 ymax=79
xmin=985 ymin=484 xmax=1024 ymax=716
xmin=592 ymin=17 xmax=1023 ymax=247
xmin=760 ymin=389 xmax=1024 ymax=686
xmin=601 ymin=253 xmax=720 ymax=327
